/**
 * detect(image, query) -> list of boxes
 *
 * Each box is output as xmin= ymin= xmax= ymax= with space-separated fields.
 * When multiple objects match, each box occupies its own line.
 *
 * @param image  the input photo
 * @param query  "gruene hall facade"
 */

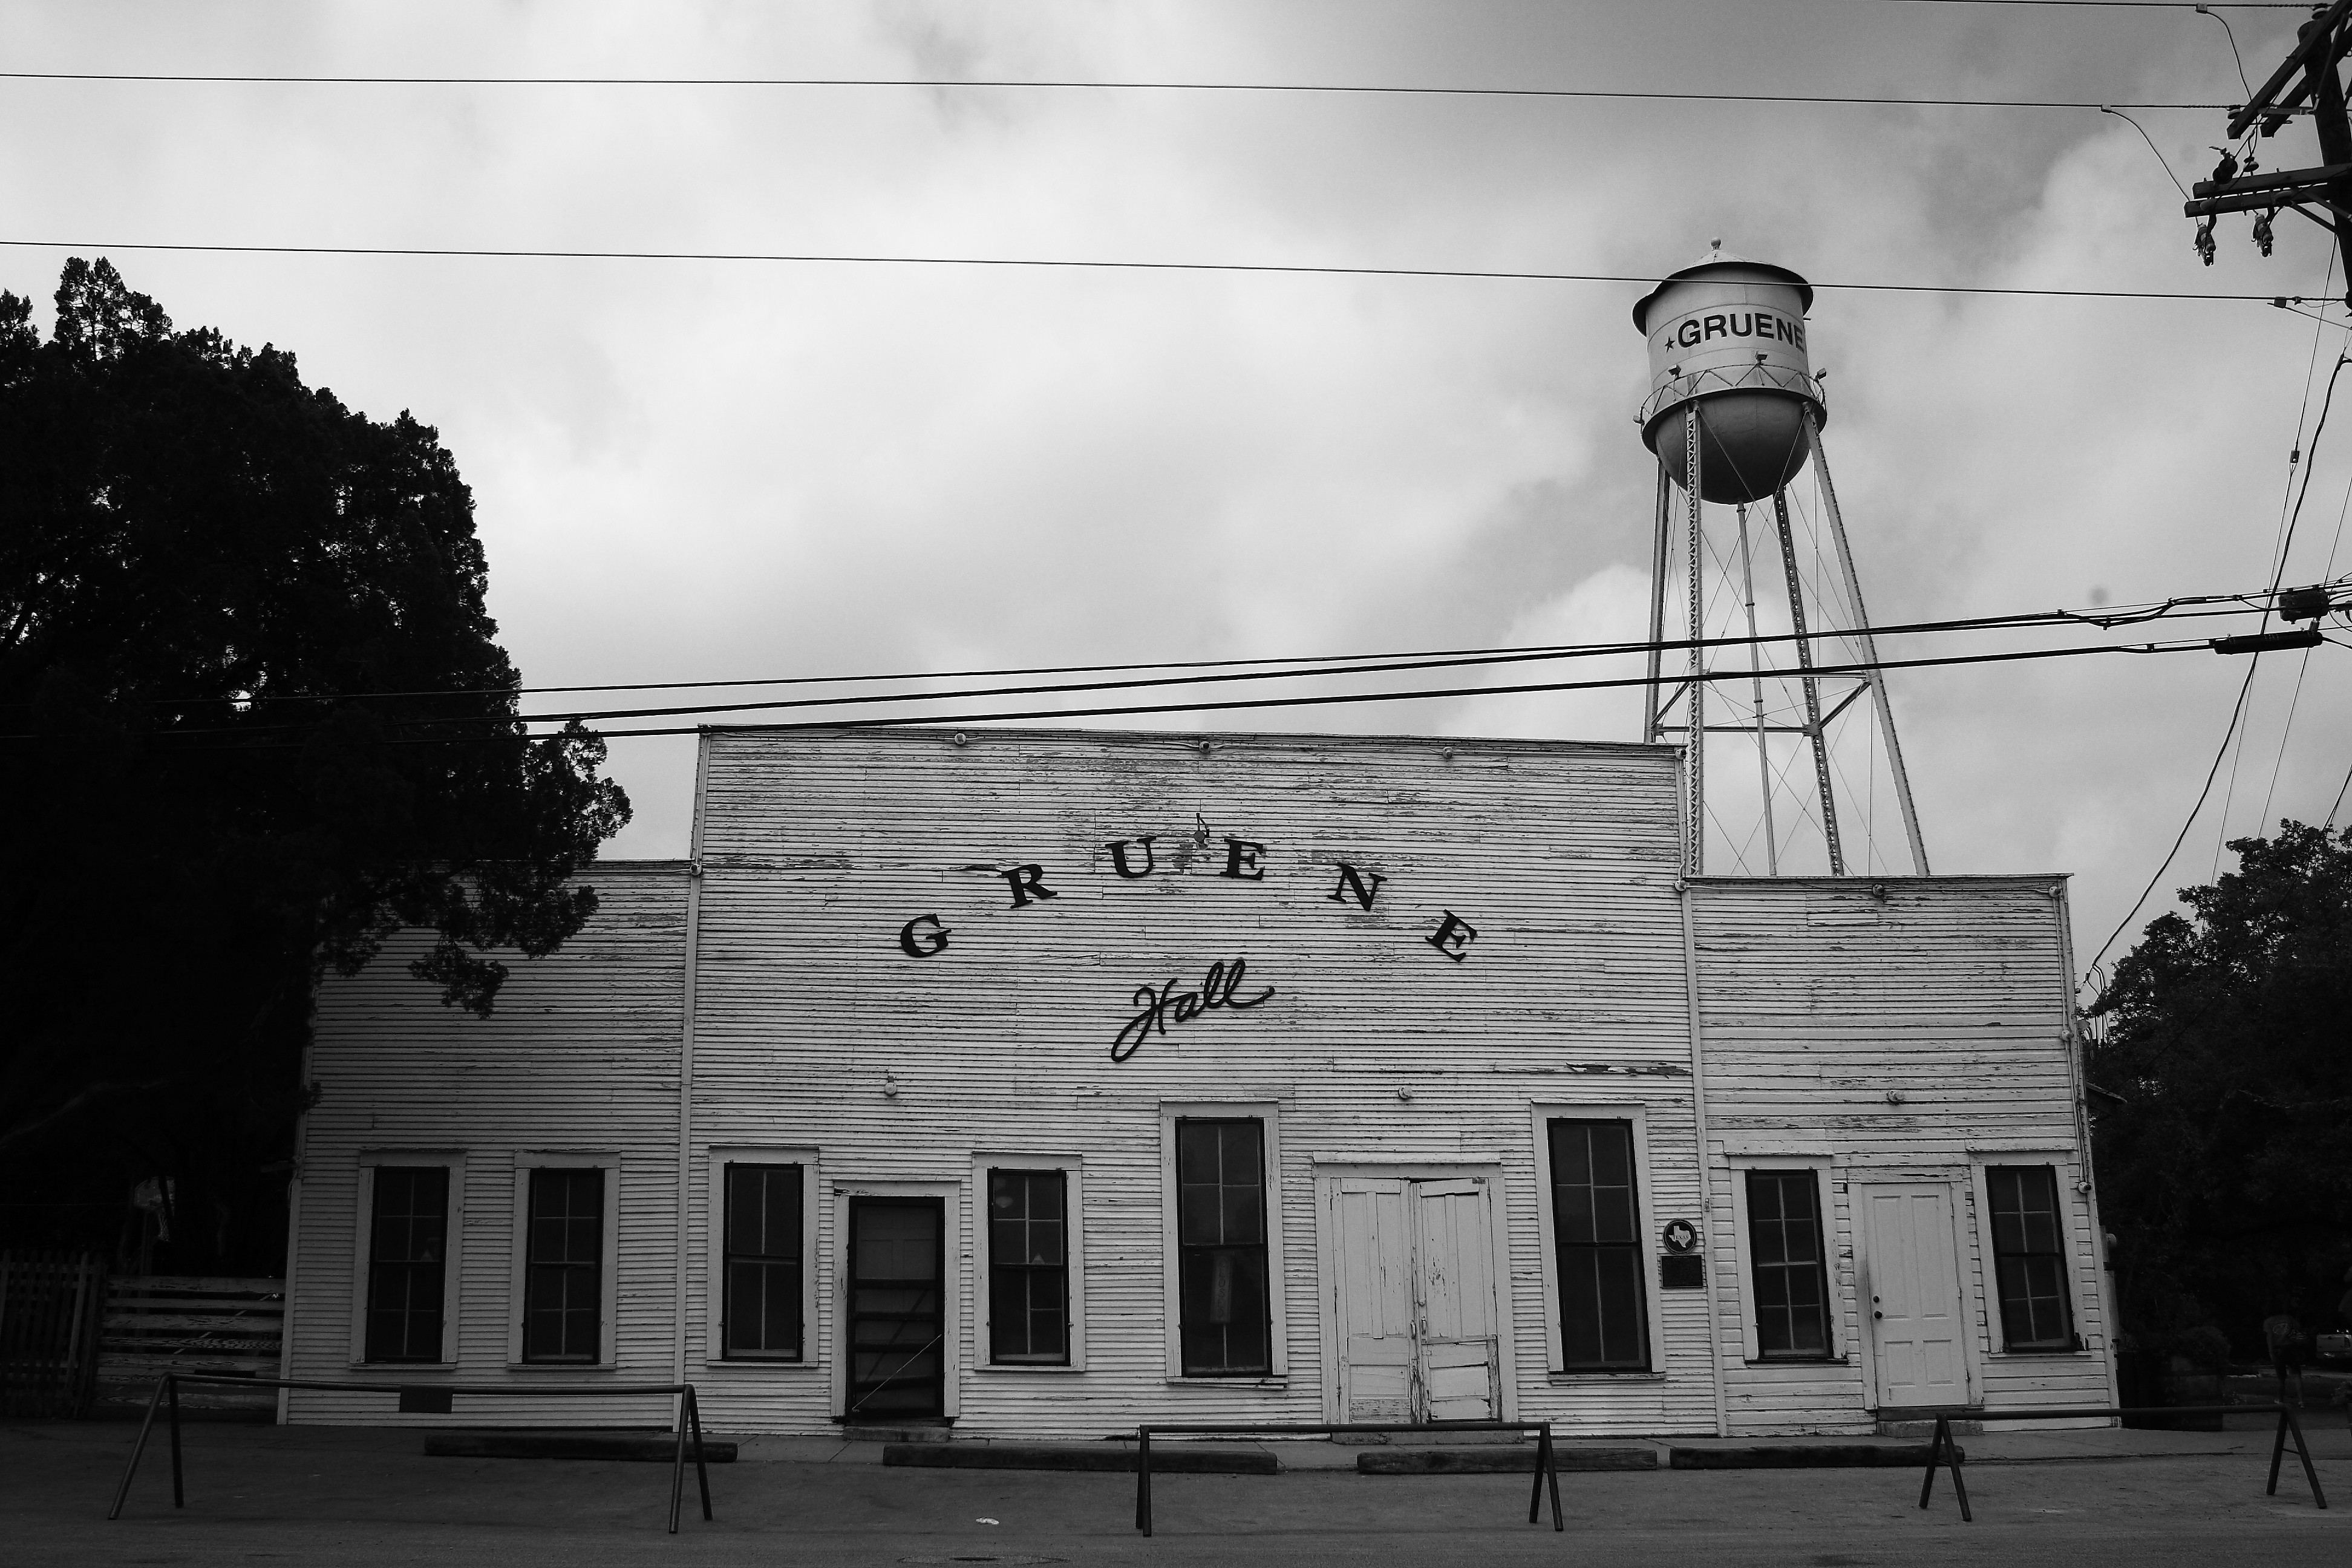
xmin=281 ymin=728 xmax=2115 ymax=1437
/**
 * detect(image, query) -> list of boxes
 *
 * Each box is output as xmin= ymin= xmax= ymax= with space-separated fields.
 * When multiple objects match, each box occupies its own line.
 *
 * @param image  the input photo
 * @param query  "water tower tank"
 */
xmin=1632 ymin=243 xmax=1824 ymax=505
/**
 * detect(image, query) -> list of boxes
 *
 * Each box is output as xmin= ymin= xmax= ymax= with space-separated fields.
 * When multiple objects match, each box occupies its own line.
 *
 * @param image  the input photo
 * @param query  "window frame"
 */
xmin=703 ymin=1146 xmax=821 ymax=1370
xmin=349 ymin=1151 xmax=464 ymax=1369
xmin=1971 ymin=1155 xmax=2089 ymax=1356
xmin=1725 ymin=1154 xmax=1842 ymax=1365
xmin=1527 ymin=1105 xmax=1665 ymax=1377
xmin=507 ymin=1152 xmax=621 ymax=1369
xmin=971 ymin=1154 xmax=1086 ymax=1373
xmin=1158 ymin=1102 xmax=1287 ymax=1383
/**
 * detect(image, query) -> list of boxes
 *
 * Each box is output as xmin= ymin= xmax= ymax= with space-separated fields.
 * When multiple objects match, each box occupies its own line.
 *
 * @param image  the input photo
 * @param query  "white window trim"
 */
xmin=349 ymin=1150 xmax=465 ymax=1368
xmin=1968 ymin=1152 xmax=2096 ymax=1357
xmin=1725 ymin=1155 xmax=1842 ymax=1367
xmin=831 ymin=1178 xmax=963 ymax=1420
xmin=1311 ymin=1159 xmax=1517 ymax=1423
xmin=1527 ymin=1105 xmax=1668 ymax=1377
xmin=705 ymin=1146 xmax=822 ymax=1371
xmin=1160 ymin=1102 xmax=1287 ymax=1383
xmin=508 ymin=1152 xmax=622 ymax=1369
xmin=972 ymin=1154 xmax=1086 ymax=1373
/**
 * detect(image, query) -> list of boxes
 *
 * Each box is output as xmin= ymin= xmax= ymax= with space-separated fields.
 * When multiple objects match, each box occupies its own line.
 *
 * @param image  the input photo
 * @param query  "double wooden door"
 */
xmin=1332 ymin=1176 xmax=1501 ymax=1423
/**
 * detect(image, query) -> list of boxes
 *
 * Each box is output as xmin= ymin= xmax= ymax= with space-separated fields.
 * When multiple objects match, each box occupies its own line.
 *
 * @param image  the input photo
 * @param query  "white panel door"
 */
xmin=1861 ymin=1184 xmax=1967 ymax=1408
xmin=1413 ymin=1178 xmax=1501 ymax=1423
xmin=1334 ymin=1179 xmax=1416 ymax=1422
xmin=1333 ymin=1176 xmax=1500 ymax=1423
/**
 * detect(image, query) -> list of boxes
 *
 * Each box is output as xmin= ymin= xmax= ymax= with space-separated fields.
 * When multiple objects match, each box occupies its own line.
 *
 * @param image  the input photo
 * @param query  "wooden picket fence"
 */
xmin=94 ymin=1275 xmax=286 ymax=1419
xmin=0 ymin=1252 xmax=106 ymax=1417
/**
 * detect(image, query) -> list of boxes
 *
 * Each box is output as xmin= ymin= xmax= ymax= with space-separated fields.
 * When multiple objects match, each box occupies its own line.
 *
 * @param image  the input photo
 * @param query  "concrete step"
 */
xmin=1878 ymin=1417 xmax=1985 ymax=1437
xmin=423 ymin=1431 xmax=737 ymax=1463
xmin=840 ymin=1423 xmax=954 ymax=1443
xmin=883 ymin=1442 xmax=1276 ymax=1474
xmin=1670 ymin=1443 xmax=1956 ymax=1469
xmin=1359 ymin=1445 xmax=1658 ymax=1475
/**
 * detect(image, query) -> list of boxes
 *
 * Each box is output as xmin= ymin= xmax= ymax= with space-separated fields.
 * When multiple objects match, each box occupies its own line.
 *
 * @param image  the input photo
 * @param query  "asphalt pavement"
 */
xmin=4 ymin=1413 xmax=2348 ymax=1567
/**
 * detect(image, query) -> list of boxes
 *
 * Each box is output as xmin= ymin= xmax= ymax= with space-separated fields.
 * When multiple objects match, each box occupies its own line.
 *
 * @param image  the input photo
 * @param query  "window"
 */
xmin=1987 ymin=1165 xmax=2075 ymax=1351
xmin=1175 ymin=1118 xmax=1270 ymax=1376
xmin=987 ymin=1169 xmax=1069 ymax=1365
xmin=522 ymin=1167 xmax=603 ymax=1362
xmin=365 ymin=1166 xmax=449 ymax=1363
xmin=724 ymin=1163 xmax=803 ymax=1360
xmin=1746 ymin=1169 xmax=1833 ymax=1359
xmin=1546 ymin=1120 xmax=1648 ymax=1369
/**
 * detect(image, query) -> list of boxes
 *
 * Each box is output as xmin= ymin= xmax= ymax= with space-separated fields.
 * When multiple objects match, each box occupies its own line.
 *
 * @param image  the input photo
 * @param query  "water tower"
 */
xmin=1633 ymin=243 xmax=1927 ymax=878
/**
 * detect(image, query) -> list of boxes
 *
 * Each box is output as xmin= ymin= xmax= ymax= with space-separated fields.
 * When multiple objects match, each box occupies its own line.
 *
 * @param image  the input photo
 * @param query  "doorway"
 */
xmin=1859 ymin=1183 xmax=1969 ymax=1408
xmin=844 ymin=1196 xmax=945 ymax=1420
xmin=1331 ymin=1175 xmax=1502 ymax=1423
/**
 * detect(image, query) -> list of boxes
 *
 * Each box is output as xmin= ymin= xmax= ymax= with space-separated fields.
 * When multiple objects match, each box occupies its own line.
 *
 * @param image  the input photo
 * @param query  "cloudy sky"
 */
xmin=5 ymin=0 xmax=2348 ymax=984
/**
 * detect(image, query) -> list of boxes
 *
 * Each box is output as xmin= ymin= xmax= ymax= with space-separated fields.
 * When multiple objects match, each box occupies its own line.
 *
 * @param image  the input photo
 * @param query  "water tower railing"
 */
xmin=1637 ymin=364 xmax=1826 ymax=430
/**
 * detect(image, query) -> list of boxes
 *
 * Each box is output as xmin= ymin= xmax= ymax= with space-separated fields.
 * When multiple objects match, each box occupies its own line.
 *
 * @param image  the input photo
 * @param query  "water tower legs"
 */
xmin=1644 ymin=463 xmax=1671 ymax=746
xmin=1803 ymin=408 xmax=1930 ymax=876
xmin=1769 ymin=487 xmax=1847 ymax=876
xmin=1684 ymin=405 xmax=1707 ymax=876
xmin=1734 ymin=504 xmax=1780 ymax=877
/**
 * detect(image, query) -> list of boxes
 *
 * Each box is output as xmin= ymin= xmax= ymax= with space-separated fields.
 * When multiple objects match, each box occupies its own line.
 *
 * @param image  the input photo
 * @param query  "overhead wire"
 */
xmin=2101 ymin=106 xmax=2191 ymax=196
xmin=2215 ymin=347 xmax=2350 ymax=866
xmin=2194 ymin=4 xmax=2258 ymax=99
xmin=70 ymin=590 xmax=2274 ymax=713
xmin=0 ymin=70 xmax=2236 ymax=111
xmin=2090 ymin=354 xmax=2352 ymax=982
xmin=0 ymin=239 xmax=2314 ymax=302
xmin=0 ymin=636 xmax=2258 ymax=753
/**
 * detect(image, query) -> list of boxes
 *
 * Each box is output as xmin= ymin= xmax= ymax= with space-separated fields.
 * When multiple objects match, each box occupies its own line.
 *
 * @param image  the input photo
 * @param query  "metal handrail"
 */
xmin=1917 ymin=1402 xmax=2327 ymax=1521
xmin=106 ymin=1372 xmax=714 ymax=1534
xmin=1131 ymin=1419 xmax=1563 ymax=1537
xmin=1637 ymin=364 xmax=1826 ymax=430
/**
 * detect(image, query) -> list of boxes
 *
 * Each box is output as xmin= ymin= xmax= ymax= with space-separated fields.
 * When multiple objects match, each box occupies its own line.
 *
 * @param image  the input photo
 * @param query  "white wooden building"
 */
xmin=281 ymin=727 xmax=2117 ymax=1436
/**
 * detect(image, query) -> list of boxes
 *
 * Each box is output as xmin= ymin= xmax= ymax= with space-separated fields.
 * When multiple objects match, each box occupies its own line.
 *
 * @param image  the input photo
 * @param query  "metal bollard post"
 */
xmin=107 ymin=1377 xmax=168 ymax=1520
xmin=1135 ymin=1428 xmax=1154 ymax=1537
xmin=168 ymin=1374 xmax=184 ymax=1509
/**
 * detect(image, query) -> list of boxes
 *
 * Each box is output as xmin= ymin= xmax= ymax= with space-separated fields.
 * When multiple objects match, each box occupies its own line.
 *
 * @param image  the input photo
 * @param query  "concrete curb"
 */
xmin=1358 ymin=1445 xmax=1658 ymax=1474
xmin=421 ymin=1431 xmax=739 ymax=1463
xmin=1669 ymin=1443 xmax=1953 ymax=1469
xmin=881 ymin=1442 xmax=1277 ymax=1474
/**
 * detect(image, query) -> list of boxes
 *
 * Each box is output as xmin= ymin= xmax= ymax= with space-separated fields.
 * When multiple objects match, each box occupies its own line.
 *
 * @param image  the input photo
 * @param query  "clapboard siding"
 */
xmin=286 ymin=863 xmax=690 ymax=1427
xmin=286 ymin=729 xmax=2110 ymax=1441
xmin=684 ymin=728 xmax=1710 ymax=1437
xmin=1689 ymin=877 xmax=2112 ymax=1434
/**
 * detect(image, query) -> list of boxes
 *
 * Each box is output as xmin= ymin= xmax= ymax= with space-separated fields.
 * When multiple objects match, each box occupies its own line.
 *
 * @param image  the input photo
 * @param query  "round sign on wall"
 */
xmin=1661 ymin=1219 xmax=1700 ymax=1253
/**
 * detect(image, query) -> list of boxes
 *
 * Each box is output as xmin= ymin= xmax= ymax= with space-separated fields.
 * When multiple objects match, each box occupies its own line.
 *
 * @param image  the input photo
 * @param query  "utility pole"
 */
xmin=2185 ymin=0 xmax=2352 ymax=305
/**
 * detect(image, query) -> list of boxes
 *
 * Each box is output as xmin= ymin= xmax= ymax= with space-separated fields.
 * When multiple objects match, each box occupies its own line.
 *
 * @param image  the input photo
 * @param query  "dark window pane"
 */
xmin=523 ymin=1168 xmax=603 ymax=1362
xmin=1175 ymin=1120 xmax=1271 ymax=1375
xmin=1987 ymin=1165 xmax=2074 ymax=1351
xmin=723 ymin=1164 xmax=803 ymax=1360
xmin=987 ymin=1169 xmax=1070 ymax=1365
xmin=1548 ymin=1121 xmax=1648 ymax=1370
xmin=365 ymin=1166 xmax=449 ymax=1363
xmin=1746 ymin=1170 xmax=1833 ymax=1360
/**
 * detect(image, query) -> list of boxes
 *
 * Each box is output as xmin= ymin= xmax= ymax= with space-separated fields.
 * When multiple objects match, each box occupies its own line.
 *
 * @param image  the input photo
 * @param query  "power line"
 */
xmin=0 ymin=239 xmax=2309 ymax=301
xmin=19 ymin=636 xmax=2237 ymax=753
xmin=47 ymin=594 xmax=2285 ymax=739
xmin=0 ymin=71 xmax=2233 ymax=109
xmin=1881 ymin=2 xmax=2304 ymax=8
xmin=2092 ymin=356 xmax=2352 ymax=982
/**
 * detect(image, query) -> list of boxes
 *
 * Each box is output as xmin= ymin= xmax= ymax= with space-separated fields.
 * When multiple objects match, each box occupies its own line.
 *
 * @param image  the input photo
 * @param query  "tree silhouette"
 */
xmin=0 ymin=258 xmax=629 ymax=1267
xmin=2090 ymin=820 xmax=2352 ymax=1354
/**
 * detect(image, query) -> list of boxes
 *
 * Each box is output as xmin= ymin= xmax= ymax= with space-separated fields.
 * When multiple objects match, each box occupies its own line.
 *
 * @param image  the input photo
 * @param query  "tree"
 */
xmin=0 ymin=258 xmax=629 ymax=1270
xmin=2089 ymin=820 xmax=2352 ymax=1355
